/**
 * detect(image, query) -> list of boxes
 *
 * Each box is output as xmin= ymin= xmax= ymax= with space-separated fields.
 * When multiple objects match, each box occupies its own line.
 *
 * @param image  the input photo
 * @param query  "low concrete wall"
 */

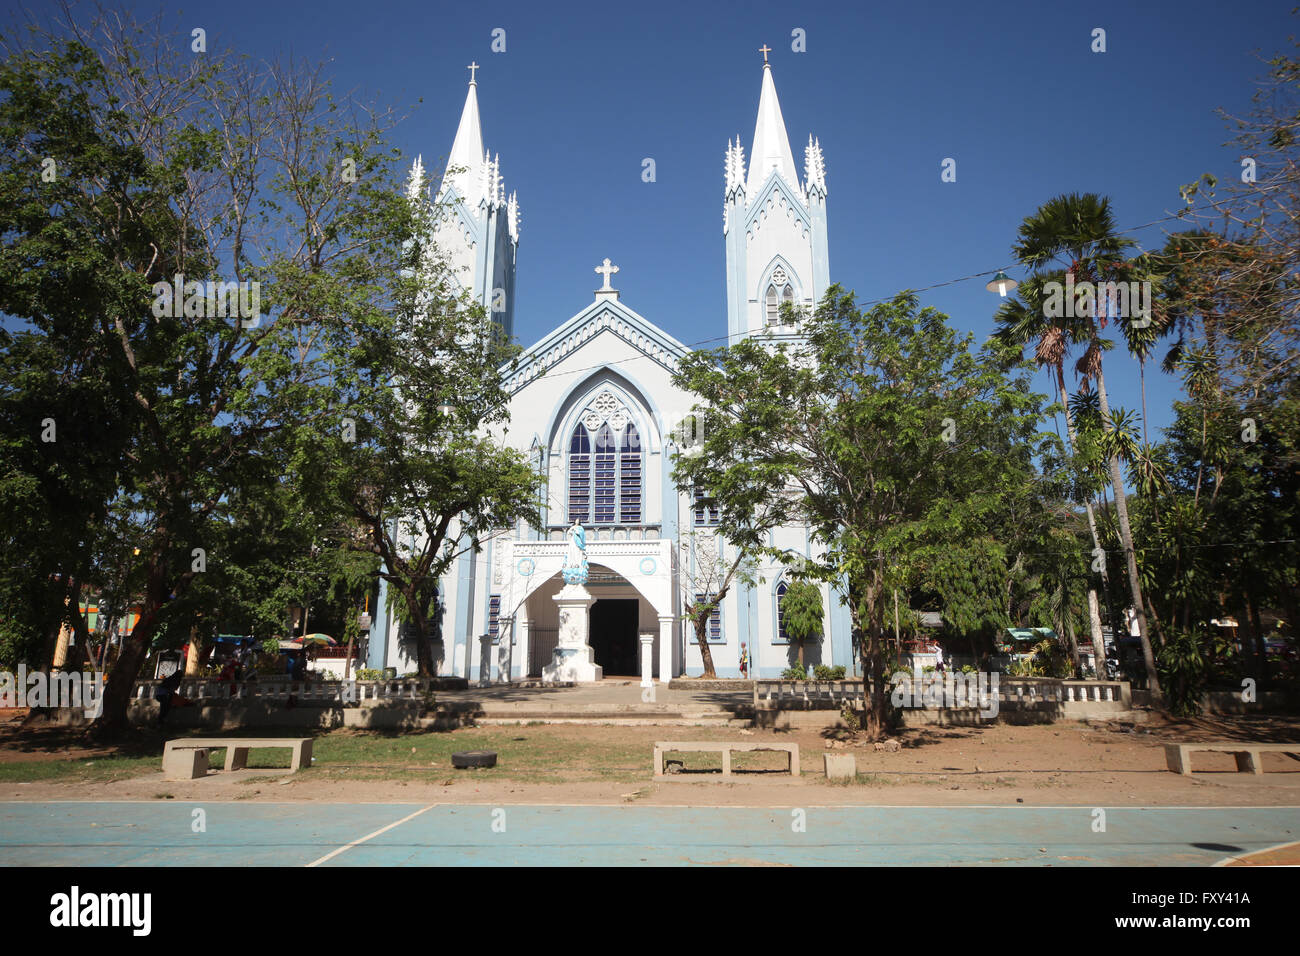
xmin=127 ymin=698 xmax=426 ymax=730
xmin=1203 ymin=689 xmax=1300 ymax=715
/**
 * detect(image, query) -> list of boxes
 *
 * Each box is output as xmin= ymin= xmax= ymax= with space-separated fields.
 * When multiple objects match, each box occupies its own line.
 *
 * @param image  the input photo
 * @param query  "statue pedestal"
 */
xmin=542 ymin=584 xmax=602 ymax=682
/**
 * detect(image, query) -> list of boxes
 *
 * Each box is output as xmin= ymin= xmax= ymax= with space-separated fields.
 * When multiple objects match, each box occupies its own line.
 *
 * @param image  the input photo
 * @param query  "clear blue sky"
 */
xmin=33 ymin=1 xmax=1300 ymax=431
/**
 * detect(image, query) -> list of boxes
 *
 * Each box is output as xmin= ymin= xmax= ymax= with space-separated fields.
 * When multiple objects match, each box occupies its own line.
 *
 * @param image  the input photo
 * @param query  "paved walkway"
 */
xmin=435 ymin=680 xmax=750 ymax=715
xmin=2 ymin=802 xmax=1294 ymax=866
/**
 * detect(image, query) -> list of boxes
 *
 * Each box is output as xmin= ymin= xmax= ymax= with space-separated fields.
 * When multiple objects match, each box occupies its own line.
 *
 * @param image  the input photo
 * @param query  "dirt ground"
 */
xmin=3 ymin=709 xmax=1299 ymax=808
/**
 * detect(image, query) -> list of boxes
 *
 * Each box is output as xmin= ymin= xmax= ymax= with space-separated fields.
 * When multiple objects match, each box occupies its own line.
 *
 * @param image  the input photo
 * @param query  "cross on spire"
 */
xmin=595 ymin=257 xmax=619 ymax=291
xmin=759 ymin=44 xmax=771 ymax=64
xmin=467 ymin=61 xmax=479 ymax=84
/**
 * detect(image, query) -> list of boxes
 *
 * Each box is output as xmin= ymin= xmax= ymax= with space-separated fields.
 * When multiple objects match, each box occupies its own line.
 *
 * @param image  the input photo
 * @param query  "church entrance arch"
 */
xmin=522 ymin=563 xmax=658 ymax=679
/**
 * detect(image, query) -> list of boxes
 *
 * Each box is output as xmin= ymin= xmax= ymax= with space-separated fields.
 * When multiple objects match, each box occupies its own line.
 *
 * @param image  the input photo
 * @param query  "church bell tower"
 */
xmin=407 ymin=63 xmax=520 ymax=340
xmin=724 ymin=48 xmax=829 ymax=343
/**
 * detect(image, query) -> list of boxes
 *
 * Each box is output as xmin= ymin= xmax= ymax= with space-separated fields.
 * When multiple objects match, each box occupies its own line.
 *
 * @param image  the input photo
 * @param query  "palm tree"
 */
xmin=1006 ymin=193 xmax=1164 ymax=705
xmin=995 ymin=270 xmax=1109 ymax=678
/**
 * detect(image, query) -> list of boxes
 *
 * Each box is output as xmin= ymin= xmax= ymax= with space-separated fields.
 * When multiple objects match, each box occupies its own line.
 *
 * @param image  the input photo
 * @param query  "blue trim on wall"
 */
xmin=369 ymin=575 xmax=390 ymax=671
xmin=830 ymin=581 xmax=854 ymax=676
xmin=725 ymin=190 xmax=747 ymax=343
xmin=453 ymin=542 xmax=475 ymax=679
xmin=661 ymin=441 xmax=678 ymax=546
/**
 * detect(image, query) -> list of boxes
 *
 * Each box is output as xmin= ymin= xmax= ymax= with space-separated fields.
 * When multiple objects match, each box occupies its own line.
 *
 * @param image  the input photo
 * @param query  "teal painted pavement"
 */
xmin=0 ymin=803 xmax=1295 ymax=866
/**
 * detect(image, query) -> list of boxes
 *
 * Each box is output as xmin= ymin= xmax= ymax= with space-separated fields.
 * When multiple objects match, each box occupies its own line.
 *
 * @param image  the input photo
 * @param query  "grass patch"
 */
xmin=0 ymin=754 xmax=158 ymax=784
xmin=305 ymin=729 xmax=653 ymax=783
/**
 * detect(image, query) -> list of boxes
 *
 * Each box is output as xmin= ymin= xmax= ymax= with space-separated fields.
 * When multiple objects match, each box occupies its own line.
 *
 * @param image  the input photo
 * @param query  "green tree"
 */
xmin=0 ymin=9 xmax=413 ymax=733
xmin=779 ymin=578 xmax=823 ymax=668
xmin=682 ymin=288 xmax=1054 ymax=736
xmin=670 ymin=356 xmax=798 ymax=677
xmin=1008 ymin=193 xmax=1165 ymax=705
xmin=289 ymin=171 xmax=543 ymax=677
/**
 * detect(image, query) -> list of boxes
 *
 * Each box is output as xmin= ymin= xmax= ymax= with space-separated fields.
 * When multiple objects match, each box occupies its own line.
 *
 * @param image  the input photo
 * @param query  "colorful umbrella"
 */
xmin=294 ymin=633 xmax=337 ymax=646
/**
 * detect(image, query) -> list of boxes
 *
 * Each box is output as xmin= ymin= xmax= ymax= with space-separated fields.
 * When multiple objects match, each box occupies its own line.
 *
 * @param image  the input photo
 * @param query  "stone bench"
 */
xmin=1164 ymin=741 xmax=1300 ymax=776
xmin=162 ymin=737 xmax=313 ymax=780
xmin=653 ymin=740 xmax=799 ymax=777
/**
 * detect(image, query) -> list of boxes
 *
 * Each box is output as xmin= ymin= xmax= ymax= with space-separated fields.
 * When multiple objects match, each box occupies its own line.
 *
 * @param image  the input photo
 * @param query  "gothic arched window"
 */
xmin=782 ymin=284 xmax=795 ymax=323
xmin=775 ymin=580 xmax=790 ymax=643
xmin=766 ymin=285 xmax=779 ymax=326
xmin=567 ymin=390 xmax=646 ymax=526
xmin=567 ymin=425 xmax=591 ymax=524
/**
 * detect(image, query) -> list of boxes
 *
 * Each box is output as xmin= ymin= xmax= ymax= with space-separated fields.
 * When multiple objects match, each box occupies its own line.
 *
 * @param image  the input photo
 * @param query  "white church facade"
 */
xmin=367 ymin=55 xmax=855 ymax=681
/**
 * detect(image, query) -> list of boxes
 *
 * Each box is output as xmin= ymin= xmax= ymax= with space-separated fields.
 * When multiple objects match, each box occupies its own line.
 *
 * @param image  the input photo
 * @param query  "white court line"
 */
xmin=1213 ymin=839 xmax=1300 ymax=867
xmin=3 ymin=800 xmax=1300 ymax=810
xmin=305 ymin=804 xmax=437 ymax=868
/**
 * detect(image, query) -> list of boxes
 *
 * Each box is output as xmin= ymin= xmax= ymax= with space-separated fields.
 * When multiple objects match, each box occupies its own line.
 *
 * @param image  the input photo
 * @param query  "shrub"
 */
xmin=814 ymin=664 xmax=847 ymax=680
xmin=840 ymin=701 xmax=860 ymax=732
xmin=1157 ymin=628 xmax=1207 ymax=717
xmin=355 ymin=668 xmax=383 ymax=681
xmin=781 ymin=662 xmax=808 ymax=680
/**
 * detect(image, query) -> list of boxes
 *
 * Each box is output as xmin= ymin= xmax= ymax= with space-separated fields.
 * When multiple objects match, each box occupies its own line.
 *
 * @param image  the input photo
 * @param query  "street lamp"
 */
xmin=986 ymin=270 xmax=1017 ymax=298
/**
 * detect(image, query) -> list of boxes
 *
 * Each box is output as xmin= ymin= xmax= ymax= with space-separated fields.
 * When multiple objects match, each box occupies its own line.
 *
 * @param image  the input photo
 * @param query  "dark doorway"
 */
xmin=590 ymin=599 xmax=639 ymax=676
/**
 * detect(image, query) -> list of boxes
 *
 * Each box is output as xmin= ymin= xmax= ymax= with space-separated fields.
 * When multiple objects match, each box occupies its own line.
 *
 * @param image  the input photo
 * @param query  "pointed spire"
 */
xmin=804 ymin=134 xmax=826 ymax=196
xmin=745 ymin=58 xmax=798 ymax=196
xmin=724 ymin=135 xmax=747 ymax=198
xmin=507 ymin=190 xmax=520 ymax=240
xmin=407 ymin=153 xmax=427 ymax=201
xmin=440 ymin=75 xmax=486 ymax=206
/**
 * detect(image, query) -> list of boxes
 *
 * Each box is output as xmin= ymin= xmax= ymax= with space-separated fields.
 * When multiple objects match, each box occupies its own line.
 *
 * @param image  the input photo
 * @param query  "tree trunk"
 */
xmin=91 ymin=567 xmax=169 ymax=739
xmin=694 ymin=614 xmax=717 ymax=678
xmin=1057 ymin=367 xmax=1108 ymax=653
xmin=1246 ymin=592 xmax=1267 ymax=681
xmin=1095 ymin=365 xmax=1164 ymax=706
xmin=184 ymin=626 xmax=203 ymax=676
xmin=399 ymin=584 xmax=436 ymax=678
xmin=1087 ymin=589 xmax=1105 ymax=675
xmin=1062 ymin=596 xmax=1082 ymax=677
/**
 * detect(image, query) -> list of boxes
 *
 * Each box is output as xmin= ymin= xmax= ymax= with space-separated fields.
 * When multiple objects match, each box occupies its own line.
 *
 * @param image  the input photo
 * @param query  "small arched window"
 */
xmin=567 ymin=425 xmax=591 ymax=524
xmin=766 ymin=285 xmax=779 ymax=326
xmin=782 ymin=284 xmax=795 ymax=323
xmin=775 ymin=580 xmax=790 ymax=643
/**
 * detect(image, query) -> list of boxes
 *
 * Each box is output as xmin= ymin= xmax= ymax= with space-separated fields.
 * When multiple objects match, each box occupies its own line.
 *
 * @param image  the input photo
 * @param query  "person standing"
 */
xmin=156 ymin=669 xmax=184 ymax=728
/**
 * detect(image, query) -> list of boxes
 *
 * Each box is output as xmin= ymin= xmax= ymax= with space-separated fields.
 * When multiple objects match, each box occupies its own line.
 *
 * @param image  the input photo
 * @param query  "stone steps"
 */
xmin=470 ymin=711 xmax=750 ymax=727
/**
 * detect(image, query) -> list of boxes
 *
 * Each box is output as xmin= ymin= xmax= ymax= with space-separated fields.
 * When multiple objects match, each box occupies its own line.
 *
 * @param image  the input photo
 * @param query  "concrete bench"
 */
xmin=163 ymin=737 xmax=313 ymax=780
xmin=1164 ymin=742 xmax=1300 ymax=776
xmin=654 ymin=740 xmax=799 ymax=777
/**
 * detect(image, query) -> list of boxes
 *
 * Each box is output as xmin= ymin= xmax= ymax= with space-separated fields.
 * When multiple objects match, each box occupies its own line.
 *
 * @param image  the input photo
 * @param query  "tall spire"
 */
xmin=745 ymin=55 xmax=797 ymax=196
xmin=441 ymin=69 xmax=486 ymax=206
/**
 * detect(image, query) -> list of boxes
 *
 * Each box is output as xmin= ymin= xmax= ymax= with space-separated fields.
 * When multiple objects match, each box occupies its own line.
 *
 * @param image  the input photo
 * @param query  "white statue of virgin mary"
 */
xmin=561 ymin=519 xmax=588 ymax=585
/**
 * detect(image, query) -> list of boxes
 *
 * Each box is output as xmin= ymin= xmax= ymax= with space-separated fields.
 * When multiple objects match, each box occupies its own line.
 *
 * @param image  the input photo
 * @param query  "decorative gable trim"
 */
xmin=503 ymin=299 xmax=691 ymax=393
xmin=743 ymin=172 xmax=811 ymax=237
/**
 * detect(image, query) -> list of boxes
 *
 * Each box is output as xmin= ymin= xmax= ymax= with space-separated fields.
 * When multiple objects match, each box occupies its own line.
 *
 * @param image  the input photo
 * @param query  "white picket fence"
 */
xmin=753 ymin=676 xmax=1129 ymax=711
xmin=133 ymin=678 xmax=433 ymax=704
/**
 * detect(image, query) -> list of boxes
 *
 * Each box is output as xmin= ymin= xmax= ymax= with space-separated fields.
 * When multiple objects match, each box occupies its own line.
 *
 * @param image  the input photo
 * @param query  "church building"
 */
xmin=367 ymin=54 xmax=855 ymax=681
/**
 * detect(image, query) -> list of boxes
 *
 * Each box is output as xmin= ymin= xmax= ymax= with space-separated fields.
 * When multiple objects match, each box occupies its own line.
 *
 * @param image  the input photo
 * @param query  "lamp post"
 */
xmin=985 ymin=270 xmax=1017 ymax=298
